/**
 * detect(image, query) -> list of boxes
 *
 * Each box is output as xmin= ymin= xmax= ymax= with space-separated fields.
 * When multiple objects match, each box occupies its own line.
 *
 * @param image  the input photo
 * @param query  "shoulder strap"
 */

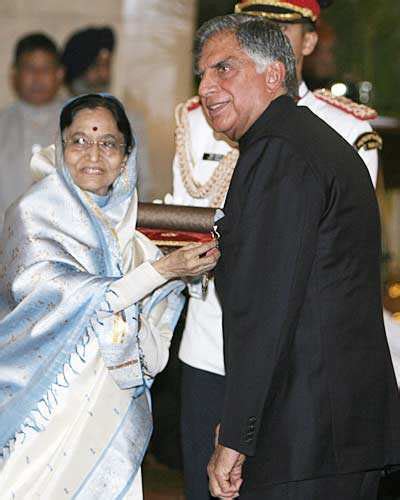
xmin=313 ymin=89 xmax=378 ymax=121
xmin=354 ymin=131 xmax=383 ymax=151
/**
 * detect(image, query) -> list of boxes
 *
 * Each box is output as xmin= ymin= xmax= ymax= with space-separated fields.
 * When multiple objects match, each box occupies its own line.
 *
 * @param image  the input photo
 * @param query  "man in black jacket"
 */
xmin=195 ymin=15 xmax=400 ymax=499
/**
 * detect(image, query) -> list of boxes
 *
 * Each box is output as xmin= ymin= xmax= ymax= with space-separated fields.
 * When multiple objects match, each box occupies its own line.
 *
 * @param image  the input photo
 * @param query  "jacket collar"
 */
xmin=238 ymin=94 xmax=296 ymax=153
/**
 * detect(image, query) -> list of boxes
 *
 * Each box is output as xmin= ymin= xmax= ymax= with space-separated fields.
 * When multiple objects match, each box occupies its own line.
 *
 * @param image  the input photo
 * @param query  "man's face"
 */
xmin=13 ymin=50 xmax=62 ymax=106
xmin=278 ymin=23 xmax=317 ymax=80
xmin=83 ymin=49 xmax=113 ymax=92
xmin=198 ymin=31 xmax=271 ymax=142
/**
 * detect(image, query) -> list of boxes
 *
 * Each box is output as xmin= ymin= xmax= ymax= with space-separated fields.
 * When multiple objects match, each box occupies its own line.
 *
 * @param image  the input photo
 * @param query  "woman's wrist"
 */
xmin=108 ymin=261 xmax=167 ymax=312
xmin=152 ymin=256 xmax=174 ymax=280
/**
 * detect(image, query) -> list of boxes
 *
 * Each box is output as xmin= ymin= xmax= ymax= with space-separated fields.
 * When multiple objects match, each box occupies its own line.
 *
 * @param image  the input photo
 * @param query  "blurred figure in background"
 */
xmin=0 ymin=32 xmax=63 ymax=231
xmin=62 ymin=26 xmax=152 ymax=200
xmin=62 ymin=26 xmax=114 ymax=96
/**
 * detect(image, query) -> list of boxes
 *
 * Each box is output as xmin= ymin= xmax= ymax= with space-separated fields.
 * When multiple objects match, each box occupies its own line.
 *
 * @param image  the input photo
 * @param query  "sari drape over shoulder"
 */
xmin=0 ymin=117 xmax=184 ymax=498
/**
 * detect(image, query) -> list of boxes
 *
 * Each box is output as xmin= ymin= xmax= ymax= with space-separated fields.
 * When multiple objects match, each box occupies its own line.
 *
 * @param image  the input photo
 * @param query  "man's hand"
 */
xmin=207 ymin=443 xmax=246 ymax=498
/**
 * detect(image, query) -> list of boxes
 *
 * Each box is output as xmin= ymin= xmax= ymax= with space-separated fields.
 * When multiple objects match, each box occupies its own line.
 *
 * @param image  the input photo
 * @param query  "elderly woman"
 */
xmin=0 ymin=94 xmax=219 ymax=499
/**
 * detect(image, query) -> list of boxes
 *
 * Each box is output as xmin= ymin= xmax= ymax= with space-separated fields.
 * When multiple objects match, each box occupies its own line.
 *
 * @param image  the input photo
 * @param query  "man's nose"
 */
xmin=199 ymin=70 xmax=218 ymax=99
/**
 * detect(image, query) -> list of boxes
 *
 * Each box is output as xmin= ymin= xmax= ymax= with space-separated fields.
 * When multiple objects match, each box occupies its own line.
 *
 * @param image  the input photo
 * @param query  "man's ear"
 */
xmin=265 ymin=61 xmax=286 ymax=94
xmin=302 ymin=31 xmax=318 ymax=57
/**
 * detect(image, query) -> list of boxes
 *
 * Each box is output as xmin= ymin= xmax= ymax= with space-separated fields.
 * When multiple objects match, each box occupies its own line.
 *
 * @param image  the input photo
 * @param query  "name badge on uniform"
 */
xmin=203 ymin=153 xmax=225 ymax=161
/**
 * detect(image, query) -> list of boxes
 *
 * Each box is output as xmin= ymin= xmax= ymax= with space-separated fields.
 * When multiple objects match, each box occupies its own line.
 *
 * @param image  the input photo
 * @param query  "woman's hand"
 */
xmin=153 ymin=240 xmax=220 ymax=280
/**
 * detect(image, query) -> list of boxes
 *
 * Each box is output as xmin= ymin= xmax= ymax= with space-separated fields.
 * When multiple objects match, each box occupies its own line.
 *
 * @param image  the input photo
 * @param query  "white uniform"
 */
xmin=173 ymin=82 xmax=380 ymax=377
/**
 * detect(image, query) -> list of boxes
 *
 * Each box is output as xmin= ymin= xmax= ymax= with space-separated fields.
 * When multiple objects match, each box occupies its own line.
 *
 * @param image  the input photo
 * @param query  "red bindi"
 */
xmin=92 ymin=126 xmax=98 ymax=131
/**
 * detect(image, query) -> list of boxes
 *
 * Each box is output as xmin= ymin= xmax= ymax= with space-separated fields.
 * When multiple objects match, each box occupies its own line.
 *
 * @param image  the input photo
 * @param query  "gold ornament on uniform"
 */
xmin=313 ymin=89 xmax=378 ymax=121
xmin=235 ymin=0 xmax=317 ymax=22
xmin=174 ymin=96 xmax=239 ymax=208
xmin=354 ymin=131 xmax=383 ymax=152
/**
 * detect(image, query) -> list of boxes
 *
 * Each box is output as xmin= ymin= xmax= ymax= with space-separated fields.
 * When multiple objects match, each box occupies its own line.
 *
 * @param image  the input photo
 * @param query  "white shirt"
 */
xmin=173 ymin=84 xmax=379 ymax=376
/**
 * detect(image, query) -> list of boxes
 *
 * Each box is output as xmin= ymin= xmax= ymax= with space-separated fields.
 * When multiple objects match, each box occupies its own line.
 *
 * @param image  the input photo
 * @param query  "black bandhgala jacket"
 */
xmin=215 ymin=95 xmax=400 ymax=490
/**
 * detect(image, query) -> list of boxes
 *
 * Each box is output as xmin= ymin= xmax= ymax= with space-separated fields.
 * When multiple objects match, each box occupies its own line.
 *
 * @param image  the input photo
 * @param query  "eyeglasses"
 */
xmin=63 ymin=135 xmax=127 ymax=156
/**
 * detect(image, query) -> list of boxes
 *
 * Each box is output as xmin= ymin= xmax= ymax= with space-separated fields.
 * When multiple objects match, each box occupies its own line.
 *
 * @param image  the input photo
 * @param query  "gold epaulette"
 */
xmin=354 ymin=131 xmax=383 ymax=151
xmin=313 ymin=89 xmax=378 ymax=121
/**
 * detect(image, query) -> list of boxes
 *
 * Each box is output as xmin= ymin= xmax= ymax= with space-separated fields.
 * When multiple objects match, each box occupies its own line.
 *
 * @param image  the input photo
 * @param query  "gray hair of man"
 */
xmin=193 ymin=14 xmax=298 ymax=99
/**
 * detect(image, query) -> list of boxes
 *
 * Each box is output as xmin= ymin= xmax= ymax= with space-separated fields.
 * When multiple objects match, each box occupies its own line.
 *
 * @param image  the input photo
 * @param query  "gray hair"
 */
xmin=193 ymin=14 xmax=298 ymax=98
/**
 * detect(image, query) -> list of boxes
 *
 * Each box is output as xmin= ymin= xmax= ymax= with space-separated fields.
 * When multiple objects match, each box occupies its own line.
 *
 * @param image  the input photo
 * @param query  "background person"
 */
xmin=0 ymin=32 xmax=64 ymax=231
xmin=61 ymin=26 xmax=114 ymax=96
xmin=0 ymin=93 xmax=219 ymax=499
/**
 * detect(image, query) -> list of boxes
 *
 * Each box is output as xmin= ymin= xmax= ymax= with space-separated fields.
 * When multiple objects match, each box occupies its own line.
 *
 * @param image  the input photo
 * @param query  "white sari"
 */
xmin=0 ymin=334 xmax=143 ymax=499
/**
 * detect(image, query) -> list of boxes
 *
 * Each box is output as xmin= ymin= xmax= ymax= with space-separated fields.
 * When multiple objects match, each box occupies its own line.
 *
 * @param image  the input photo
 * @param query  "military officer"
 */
xmin=172 ymin=2 xmax=382 ymax=499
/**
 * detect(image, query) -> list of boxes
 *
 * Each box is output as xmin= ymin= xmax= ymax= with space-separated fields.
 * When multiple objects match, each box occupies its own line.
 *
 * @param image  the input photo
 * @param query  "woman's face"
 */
xmin=63 ymin=106 xmax=127 ymax=196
